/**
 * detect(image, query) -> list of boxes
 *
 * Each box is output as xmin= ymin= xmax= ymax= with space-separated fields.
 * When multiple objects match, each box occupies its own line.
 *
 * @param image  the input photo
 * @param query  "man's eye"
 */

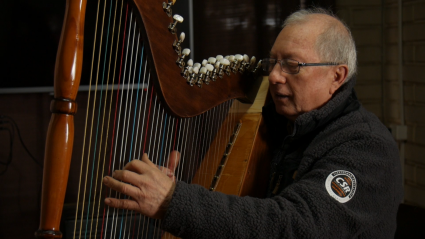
xmin=285 ymin=60 xmax=298 ymax=67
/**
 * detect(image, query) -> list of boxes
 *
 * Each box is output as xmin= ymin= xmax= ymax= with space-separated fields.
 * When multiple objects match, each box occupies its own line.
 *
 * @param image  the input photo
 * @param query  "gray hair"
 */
xmin=283 ymin=8 xmax=357 ymax=82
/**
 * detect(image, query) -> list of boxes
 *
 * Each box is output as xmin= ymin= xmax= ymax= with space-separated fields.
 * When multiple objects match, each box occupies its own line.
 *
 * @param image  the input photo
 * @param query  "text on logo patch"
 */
xmin=325 ymin=170 xmax=357 ymax=203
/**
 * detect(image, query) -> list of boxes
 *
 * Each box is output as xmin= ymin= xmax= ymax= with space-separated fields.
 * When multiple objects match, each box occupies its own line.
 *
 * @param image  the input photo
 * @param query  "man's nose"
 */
xmin=268 ymin=64 xmax=286 ymax=85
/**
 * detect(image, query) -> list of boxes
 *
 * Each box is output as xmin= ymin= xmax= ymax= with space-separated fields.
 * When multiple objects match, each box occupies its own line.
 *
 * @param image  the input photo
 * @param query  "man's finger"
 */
xmin=104 ymin=197 xmax=140 ymax=211
xmin=166 ymin=150 xmax=181 ymax=172
xmin=103 ymin=176 xmax=141 ymax=198
xmin=141 ymin=153 xmax=158 ymax=169
xmin=123 ymin=159 xmax=150 ymax=175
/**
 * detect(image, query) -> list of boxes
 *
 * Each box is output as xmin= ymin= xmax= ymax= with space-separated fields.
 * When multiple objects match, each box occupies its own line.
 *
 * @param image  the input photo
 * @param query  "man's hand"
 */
xmin=103 ymin=151 xmax=180 ymax=219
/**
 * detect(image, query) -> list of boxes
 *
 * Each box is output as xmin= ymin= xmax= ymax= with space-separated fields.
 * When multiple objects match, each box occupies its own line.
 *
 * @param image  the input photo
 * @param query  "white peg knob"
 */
xmin=182 ymin=48 xmax=190 ymax=56
xmin=200 ymin=67 xmax=207 ymax=74
xmin=250 ymin=56 xmax=256 ymax=64
xmin=202 ymin=59 xmax=207 ymax=66
xmin=173 ymin=14 xmax=184 ymax=23
xmin=187 ymin=59 xmax=193 ymax=66
xmin=194 ymin=63 xmax=201 ymax=69
xmin=235 ymin=54 xmax=243 ymax=62
xmin=169 ymin=14 xmax=184 ymax=34
xmin=220 ymin=59 xmax=230 ymax=66
xmin=216 ymin=55 xmax=224 ymax=61
xmin=193 ymin=67 xmax=199 ymax=74
xmin=179 ymin=32 xmax=185 ymax=41
xmin=208 ymin=57 xmax=217 ymax=64
xmin=243 ymin=54 xmax=249 ymax=62
xmin=206 ymin=64 xmax=214 ymax=72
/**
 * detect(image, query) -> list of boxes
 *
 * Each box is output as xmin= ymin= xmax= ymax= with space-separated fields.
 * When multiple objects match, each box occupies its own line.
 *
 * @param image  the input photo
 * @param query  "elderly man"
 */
xmin=103 ymin=8 xmax=403 ymax=238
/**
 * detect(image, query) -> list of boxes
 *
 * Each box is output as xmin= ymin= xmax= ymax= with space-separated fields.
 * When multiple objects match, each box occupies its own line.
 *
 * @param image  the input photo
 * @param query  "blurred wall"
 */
xmin=336 ymin=0 xmax=425 ymax=208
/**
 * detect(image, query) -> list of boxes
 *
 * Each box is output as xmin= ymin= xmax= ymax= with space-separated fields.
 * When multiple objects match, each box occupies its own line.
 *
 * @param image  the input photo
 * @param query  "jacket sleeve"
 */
xmin=161 ymin=133 xmax=403 ymax=239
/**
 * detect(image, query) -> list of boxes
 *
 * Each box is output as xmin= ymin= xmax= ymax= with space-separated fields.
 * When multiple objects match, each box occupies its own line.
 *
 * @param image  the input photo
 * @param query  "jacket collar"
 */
xmin=292 ymin=77 xmax=360 ymax=138
xmin=263 ymin=77 xmax=361 ymax=141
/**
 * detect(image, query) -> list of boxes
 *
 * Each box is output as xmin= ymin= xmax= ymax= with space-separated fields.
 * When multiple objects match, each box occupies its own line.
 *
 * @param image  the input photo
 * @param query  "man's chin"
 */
xmin=275 ymin=106 xmax=297 ymax=121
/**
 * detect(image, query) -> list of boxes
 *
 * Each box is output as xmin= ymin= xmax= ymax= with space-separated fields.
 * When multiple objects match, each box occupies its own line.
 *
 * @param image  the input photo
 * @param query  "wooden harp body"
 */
xmin=36 ymin=0 xmax=271 ymax=238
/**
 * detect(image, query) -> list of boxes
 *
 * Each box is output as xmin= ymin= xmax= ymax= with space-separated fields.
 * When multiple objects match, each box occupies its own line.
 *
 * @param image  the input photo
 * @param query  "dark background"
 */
xmin=0 ymin=0 xmax=334 ymax=89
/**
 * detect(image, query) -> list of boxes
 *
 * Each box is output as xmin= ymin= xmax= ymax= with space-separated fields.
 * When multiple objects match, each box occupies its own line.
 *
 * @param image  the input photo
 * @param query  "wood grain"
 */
xmin=36 ymin=0 xmax=87 ymax=238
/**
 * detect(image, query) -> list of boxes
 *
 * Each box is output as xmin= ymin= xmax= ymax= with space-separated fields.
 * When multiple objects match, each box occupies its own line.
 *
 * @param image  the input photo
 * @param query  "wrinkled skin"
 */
xmin=103 ymin=151 xmax=180 ymax=219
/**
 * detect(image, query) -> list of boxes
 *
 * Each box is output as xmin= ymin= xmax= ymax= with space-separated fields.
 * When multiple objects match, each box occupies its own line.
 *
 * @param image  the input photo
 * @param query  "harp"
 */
xmin=35 ymin=0 xmax=271 ymax=238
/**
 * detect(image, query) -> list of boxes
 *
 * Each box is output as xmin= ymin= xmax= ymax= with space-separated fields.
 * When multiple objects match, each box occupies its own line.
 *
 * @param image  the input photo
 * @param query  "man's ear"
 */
xmin=329 ymin=64 xmax=348 ymax=95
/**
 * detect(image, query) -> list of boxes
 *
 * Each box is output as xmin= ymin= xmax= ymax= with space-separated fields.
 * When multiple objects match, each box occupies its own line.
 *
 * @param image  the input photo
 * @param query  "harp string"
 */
xmin=74 ymin=0 xmax=102 ymax=236
xmin=88 ymin=0 xmax=121 ymax=236
xmin=203 ymin=112 xmax=211 ymax=177
xmin=75 ymin=0 xmax=110 ymax=237
xmin=81 ymin=0 xmax=108 ymax=234
xmin=212 ymin=104 xmax=222 ymax=185
xmin=131 ymin=60 xmax=148 ymax=162
xmin=121 ymin=32 xmax=145 ymax=239
xmin=96 ymin=0 xmax=123 ymax=237
xmin=126 ymin=58 xmax=148 ymax=239
xmin=100 ymin=1 xmax=127 ymax=237
xmin=115 ymin=13 xmax=140 ymax=239
xmin=154 ymin=115 xmax=175 ymax=237
xmin=86 ymin=0 xmax=119 ymax=235
xmin=105 ymin=3 xmax=132 ymax=238
xmin=188 ymin=115 xmax=199 ymax=181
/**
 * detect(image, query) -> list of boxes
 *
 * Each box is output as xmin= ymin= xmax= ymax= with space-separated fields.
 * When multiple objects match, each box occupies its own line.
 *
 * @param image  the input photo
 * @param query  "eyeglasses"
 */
xmin=262 ymin=58 xmax=340 ymax=74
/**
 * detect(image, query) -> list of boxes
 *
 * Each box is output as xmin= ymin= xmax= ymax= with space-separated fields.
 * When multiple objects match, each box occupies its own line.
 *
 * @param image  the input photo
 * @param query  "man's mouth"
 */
xmin=275 ymin=93 xmax=289 ymax=99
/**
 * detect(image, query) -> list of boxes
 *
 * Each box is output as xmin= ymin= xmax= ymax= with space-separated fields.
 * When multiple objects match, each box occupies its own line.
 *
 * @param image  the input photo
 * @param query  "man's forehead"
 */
xmin=270 ymin=14 xmax=339 ymax=58
xmin=270 ymin=24 xmax=319 ymax=58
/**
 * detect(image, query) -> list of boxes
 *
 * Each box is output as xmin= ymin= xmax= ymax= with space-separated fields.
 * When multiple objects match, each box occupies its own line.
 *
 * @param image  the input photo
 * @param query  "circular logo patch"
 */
xmin=325 ymin=170 xmax=357 ymax=203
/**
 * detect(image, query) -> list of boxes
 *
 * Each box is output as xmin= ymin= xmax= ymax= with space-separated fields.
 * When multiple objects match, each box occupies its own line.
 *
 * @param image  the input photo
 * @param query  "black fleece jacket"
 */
xmin=161 ymin=78 xmax=403 ymax=239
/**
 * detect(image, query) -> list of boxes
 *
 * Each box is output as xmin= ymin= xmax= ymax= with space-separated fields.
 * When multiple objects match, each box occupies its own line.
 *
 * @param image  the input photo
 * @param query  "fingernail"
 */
xmin=105 ymin=198 xmax=111 ymax=204
xmin=103 ymin=177 xmax=109 ymax=183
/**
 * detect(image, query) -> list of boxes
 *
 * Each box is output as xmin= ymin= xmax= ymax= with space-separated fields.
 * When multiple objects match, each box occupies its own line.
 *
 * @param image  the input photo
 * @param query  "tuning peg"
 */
xmin=176 ymin=48 xmax=190 ymax=68
xmin=212 ymin=61 xmax=220 ymax=81
xmin=173 ymin=32 xmax=185 ymax=55
xmin=169 ymin=14 xmax=184 ymax=34
xmin=207 ymin=58 xmax=218 ymax=81
xmin=162 ymin=1 xmax=176 ymax=17
xmin=204 ymin=64 xmax=214 ymax=85
xmin=239 ymin=54 xmax=249 ymax=73
xmin=219 ymin=59 xmax=230 ymax=78
xmin=252 ymin=59 xmax=262 ymax=74
xmin=208 ymin=57 xmax=217 ymax=64
xmin=243 ymin=54 xmax=249 ymax=64
xmin=202 ymin=59 xmax=208 ymax=67
xmin=248 ymin=56 xmax=256 ymax=71
xmin=189 ymin=66 xmax=199 ymax=86
xmin=185 ymin=67 xmax=193 ymax=82
xmin=232 ymin=54 xmax=243 ymax=73
xmin=197 ymin=67 xmax=207 ymax=87
xmin=227 ymin=55 xmax=235 ymax=73
xmin=182 ymin=59 xmax=193 ymax=79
